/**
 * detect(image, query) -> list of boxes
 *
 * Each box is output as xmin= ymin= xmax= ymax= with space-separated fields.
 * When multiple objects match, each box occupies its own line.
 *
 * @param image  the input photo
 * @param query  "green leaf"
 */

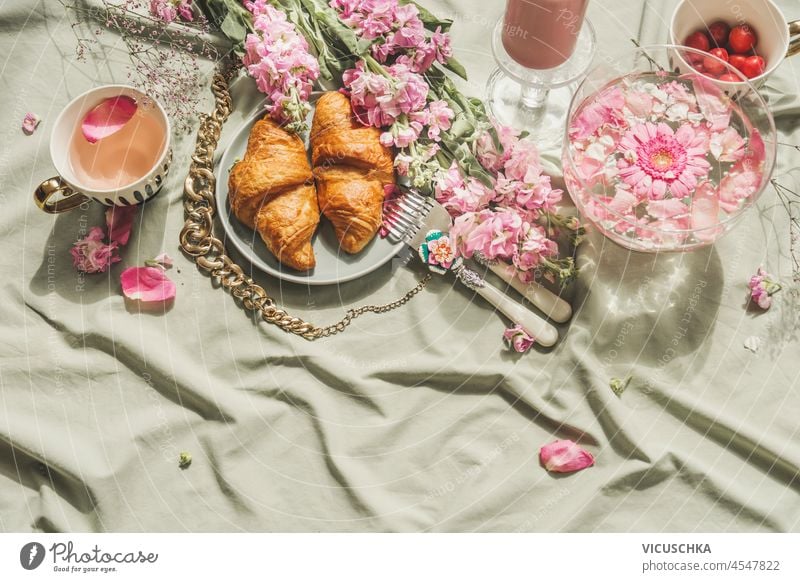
xmin=442 ymin=56 xmax=468 ymax=80
xmin=197 ymin=0 xmax=253 ymax=48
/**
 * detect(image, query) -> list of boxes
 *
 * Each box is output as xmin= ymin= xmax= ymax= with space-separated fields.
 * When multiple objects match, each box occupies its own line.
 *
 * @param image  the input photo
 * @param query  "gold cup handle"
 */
xmin=788 ymin=19 xmax=800 ymax=58
xmin=34 ymin=177 xmax=91 ymax=214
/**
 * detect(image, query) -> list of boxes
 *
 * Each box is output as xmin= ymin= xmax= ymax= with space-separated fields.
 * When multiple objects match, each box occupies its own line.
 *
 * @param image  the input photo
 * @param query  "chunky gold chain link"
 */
xmin=179 ymin=68 xmax=431 ymax=340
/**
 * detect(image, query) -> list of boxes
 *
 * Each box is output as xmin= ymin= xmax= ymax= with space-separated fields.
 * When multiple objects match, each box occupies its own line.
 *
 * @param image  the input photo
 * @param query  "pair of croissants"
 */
xmin=228 ymin=91 xmax=394 ymax=271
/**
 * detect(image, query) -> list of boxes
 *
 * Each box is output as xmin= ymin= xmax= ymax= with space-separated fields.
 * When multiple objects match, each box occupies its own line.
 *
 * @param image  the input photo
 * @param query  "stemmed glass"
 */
xmin=487 ymin=0 xmax=596 ymax=147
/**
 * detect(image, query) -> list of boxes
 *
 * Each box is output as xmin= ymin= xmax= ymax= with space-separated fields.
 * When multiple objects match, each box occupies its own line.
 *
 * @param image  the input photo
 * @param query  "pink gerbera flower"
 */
xmin=617 ymin=122 xmax=710 ymax=200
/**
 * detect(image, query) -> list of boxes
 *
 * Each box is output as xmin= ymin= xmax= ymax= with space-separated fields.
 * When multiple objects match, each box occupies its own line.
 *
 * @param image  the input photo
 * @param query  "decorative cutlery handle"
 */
xmin=486 ymin=262 xmax=572 ymax=323
xmin=456 ymin=267 xmax=559 ymax=348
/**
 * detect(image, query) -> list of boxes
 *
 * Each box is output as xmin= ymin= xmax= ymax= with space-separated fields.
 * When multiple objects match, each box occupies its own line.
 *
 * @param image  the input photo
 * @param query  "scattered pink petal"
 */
xmin=22 ymin=112 xmax=40 ymax=135
xmin=121 ymin=266 xmax=176 ymax=303
xmin=82 ymin=96 xmax=138 ymax=143
xmin=145 ymin=252 xmax=174 ymax=269
xmin=539 ymin=440 xmax=595 ymax=473
xmin=503 ymin=324 xmax=535 ymax=353
xmin=70 ymin=226 xmax=120 ymax=273
xmin=748 ymin=266 xmax=781 ymax=310
xmin=105 ymin=206 xmax=137 ymax=246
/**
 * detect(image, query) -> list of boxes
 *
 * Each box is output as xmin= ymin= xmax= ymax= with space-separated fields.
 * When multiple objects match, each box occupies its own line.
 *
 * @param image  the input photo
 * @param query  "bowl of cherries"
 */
xmin=669 ymin=0 xmax=792 ymax=89
xmin=682 ymin=22 xmax=763 ymax=81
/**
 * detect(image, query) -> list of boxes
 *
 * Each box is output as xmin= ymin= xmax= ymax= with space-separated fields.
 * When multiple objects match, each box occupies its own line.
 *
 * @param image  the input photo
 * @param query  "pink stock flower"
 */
xmin=539 ymin=440 xmax=595 ymax=473
xmin=617 ymin=122 xmax=710 ymax=200
xmin=434 ymin=162 xmax=493 ymax=215
xmin=748 ymin=267 xmax=781 ymax=310
xmin=504 ymin=139 xmax=541 ymax=184
xmin=475 ymin=131 xmax=503 ymax=172
xmin=344 ymin=61 xmax=428 ymax=129
xmin=105 ymin=206 xmax=137 ymax=246
xmin=22 ymin=112 xmax=40 ymax=135
xmin=503 ymin=324 xmax=535 ymax=353
xmin=451 ymin=208 xmax=522 ymax=260
xmin=243 ymin=2 xmax=320 ymax=131
xmin=333 ymin=1 xmax=452 ymax=74
xmin=70 ymin=227 xmax=120 ymax=274
xmin=424 ymin=99 xmax=454 ymax=141
xmin=514 ymin=223 xmax=558 ymax=273
xmin=150 ymin=0 xmax=193 ymax=23
xmin=121 ymin=266 xmax=177 ymax=303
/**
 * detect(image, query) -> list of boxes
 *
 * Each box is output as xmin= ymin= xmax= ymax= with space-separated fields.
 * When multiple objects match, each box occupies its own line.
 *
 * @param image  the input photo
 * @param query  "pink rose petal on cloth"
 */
xmin=22 ymin=112 xmax=40 ymax=135
xmin=70 ymin=226 xmax=120 ymax=274
xmin=105 ymin=206 xmax=137 ymax=246
xmin=82 ymin=96 xmax=138 ymax=143
xmin=539 ymin=440 xmax=595 ymax=473
xmin=153 ymin=252 xmax=173 ymax=268
xmin=121 ymin=266 xmax=176 ymax=303
xmin=503 ymin=324 xmax=535 ymax=353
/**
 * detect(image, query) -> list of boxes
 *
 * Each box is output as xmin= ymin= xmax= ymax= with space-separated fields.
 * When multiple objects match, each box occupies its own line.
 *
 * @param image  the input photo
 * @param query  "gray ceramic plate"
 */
xmin=215 ymin=105 xmax=403 ymax=286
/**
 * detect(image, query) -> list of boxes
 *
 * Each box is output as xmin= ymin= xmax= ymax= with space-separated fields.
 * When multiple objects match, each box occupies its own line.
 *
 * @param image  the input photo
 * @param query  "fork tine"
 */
xmin=382 ymin=187 xmax=435 ymax=244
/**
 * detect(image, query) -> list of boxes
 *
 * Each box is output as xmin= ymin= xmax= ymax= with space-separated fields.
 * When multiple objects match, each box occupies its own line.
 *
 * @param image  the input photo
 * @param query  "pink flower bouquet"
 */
xmin=199 ymin=0 xmax=581 ymax=286
xmin=563 ymin=46 xmax=775 ymax=252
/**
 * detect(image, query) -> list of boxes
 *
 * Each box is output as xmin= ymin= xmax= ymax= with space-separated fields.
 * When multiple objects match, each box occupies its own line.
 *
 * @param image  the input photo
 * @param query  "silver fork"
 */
xmin=384 ymin=189 xmax=559 ymax=348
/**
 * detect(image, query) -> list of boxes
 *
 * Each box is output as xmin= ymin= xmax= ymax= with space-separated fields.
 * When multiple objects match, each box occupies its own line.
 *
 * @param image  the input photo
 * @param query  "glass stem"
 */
xmin=521 ymin=85 xmax=549 ymax=111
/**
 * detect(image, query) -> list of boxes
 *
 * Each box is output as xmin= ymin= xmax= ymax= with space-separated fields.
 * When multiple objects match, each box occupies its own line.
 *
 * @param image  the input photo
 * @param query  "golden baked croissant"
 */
xmin=228 ymin=118 xmax=320 ymax=271
xmin=311 ymin=91 xmax=395 ymax=254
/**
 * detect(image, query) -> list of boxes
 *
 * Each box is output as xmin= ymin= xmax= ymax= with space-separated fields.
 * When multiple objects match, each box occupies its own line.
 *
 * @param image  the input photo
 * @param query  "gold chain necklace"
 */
xmin=179 ymin=69 xmax=430 ymax=340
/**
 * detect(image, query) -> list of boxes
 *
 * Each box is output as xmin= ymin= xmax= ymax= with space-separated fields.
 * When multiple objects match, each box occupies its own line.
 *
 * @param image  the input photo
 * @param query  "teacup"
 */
xmin=34 ymin=85 xmax=172 ymax=214
xmin=669 ymin=0 xmax=799 ymax=92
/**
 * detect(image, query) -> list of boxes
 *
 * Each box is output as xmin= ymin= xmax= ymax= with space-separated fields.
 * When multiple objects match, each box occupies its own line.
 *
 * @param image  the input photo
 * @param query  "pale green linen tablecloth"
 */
xmin=1 ymin=0 xmax=799 ymax=532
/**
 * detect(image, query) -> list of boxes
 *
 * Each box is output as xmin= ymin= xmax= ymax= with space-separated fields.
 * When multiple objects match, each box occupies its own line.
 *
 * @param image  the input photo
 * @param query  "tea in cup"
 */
xmin=35 ymin=85 xmax=172 ymax=214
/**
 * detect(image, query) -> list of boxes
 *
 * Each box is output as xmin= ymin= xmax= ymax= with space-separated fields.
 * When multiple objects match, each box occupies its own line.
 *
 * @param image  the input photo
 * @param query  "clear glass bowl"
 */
xmin=562 ymin=45 xmax=776 ymax=252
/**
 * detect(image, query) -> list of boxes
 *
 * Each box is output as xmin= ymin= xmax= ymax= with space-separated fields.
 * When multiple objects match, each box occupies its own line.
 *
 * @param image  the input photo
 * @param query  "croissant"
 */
xmin=228 ymin=118 xmax=320 ymax=271
xmin=311 ymin=91 xmax=395 ymax=254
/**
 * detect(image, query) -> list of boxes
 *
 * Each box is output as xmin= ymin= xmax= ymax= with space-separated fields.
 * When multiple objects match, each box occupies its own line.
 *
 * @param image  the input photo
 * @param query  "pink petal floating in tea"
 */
xmin=22 ymin=112 xmax=40 ymax=135
xmin=539 ymin=440 xmax=595 ymax=473
xmin=120 ymin=266 xmax=176 ymax=303
xmin=105 ymin=206 xmax=138 ymax=246
xmin=82 ymin=96 xmax=138 ymax=143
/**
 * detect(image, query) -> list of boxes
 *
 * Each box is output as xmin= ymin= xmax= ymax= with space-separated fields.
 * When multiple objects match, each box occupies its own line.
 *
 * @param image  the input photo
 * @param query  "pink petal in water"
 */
xmin=82 ymin=96 xmax=138 ymax=143
xmin=539 ymin=440 xmax=595 ymax=473
xmin=120 ymin=266 xmax=176 ymax=303
xmin=105 ymin=206 xmax=138 ymax=246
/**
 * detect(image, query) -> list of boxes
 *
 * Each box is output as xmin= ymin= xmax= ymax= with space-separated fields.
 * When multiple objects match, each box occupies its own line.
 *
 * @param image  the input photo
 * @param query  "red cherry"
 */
xmin=707 ymin=21 xmax=730 ymax=47
xmin=718 ymin=73 xmax=742 ymax=82
xmin=728 ymin=53 xmax=748 ymax=71
xmin=741 ymin=55 xmax=766 ymax=78
xmin=704 ymin=48 xmax=729 ymax=75
xmin=729 ymin=24 xmax=758 ymax=54
xmin=684 ymin=30 xmax=711 ymax=53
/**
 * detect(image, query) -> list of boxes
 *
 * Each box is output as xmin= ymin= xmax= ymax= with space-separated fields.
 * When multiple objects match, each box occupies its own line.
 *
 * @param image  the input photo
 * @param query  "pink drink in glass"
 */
xmin=502 ymin=0 xmax=590 ymax=69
